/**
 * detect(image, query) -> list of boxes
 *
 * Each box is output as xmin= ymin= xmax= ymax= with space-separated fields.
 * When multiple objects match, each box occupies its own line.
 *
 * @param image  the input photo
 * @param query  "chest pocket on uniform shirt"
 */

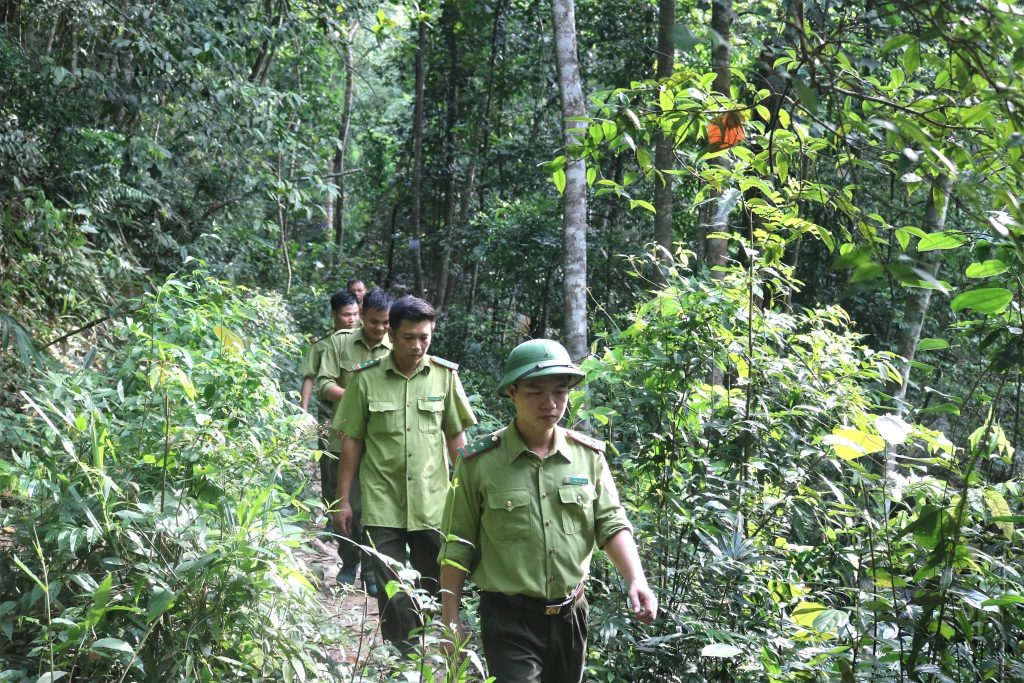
xmin=417 ymin=397 xmax=444 ymax=434
xmin=368 ymin=401 xmax=400 ymax=434
xmin=558 ymin=484 xmax=595 ymax=535
xmin=485 ymin=489 xmax=531 ymax=540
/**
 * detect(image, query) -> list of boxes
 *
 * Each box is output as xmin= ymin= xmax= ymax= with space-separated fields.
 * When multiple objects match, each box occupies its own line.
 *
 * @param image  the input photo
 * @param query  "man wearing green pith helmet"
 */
xmin=439 ymin=339 xmax=657 ymax=683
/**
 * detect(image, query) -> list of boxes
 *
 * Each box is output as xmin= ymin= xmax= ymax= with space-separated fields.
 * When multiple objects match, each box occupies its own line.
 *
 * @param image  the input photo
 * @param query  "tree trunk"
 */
xmin=890 ymin=174 xmax=954 ymax=406
xmin=333 ymin=24 xmax=357 ymax=247
xmin=410 ymin=19 xmax=428 ymax=297
xmin=435 ymin=2 xmax=460 ymax=310
xmin=701 ymin=0 xmax=733 ymax=278
xmin=550 ymin=0 xmax=588 ymax=361
xmin=653 ymin=0 xmax=676 ymax=281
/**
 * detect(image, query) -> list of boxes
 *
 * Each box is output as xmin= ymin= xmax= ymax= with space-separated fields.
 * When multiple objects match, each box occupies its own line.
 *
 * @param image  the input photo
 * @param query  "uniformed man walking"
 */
xmin=298 ymin=290 xmax=359 ymax=516
xmin=299 ymin=289 xmax=359 ymax=415
xmin=315 ymin=289 xmax=394 ymax=592
xmin=333 ymin=295 xmax=477 ymax=652
xmin=439 ymin=339 xmax=657 ymax=683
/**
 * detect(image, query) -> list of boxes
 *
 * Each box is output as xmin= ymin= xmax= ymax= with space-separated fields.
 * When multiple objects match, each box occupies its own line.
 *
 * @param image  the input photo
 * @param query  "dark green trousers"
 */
xmin=320 ymin=451 xmax=366 ymax=569
xmin=479 ymin=593 xmax=589 ymax=683
xmin=363 ymin=526 xmax=441 ymax=652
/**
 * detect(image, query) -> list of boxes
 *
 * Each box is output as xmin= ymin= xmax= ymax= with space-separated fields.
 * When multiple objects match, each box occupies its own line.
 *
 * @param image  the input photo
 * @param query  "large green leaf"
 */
xmin=917 ymin=231 xmax=966 ymax=251
xmin=951 ymin=288 xmax=1013 ymax=314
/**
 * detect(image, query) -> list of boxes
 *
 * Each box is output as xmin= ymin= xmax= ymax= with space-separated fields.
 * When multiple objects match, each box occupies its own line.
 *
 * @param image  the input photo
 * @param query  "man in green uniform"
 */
xmin=439 ymin=339 xmax=657 ymax=683
xmin=346 ymin=278 xmax=367 ymax=306
xmin=315 ymin=289 xmax=394 ymax=591
xmin=299 ymin=290 xmax=359 ymax=415
xmin=333 ymin=295 xmax=477 ymax=652
xmin=299 ymin=290 xmax=359 ymax=513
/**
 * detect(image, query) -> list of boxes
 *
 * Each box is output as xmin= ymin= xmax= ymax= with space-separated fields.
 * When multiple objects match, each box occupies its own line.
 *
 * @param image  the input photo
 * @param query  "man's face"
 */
xmin=389 ymin=319 xmax=434 ymax=368
xmin=332 ymin=303 xmax=360 ymax=330
xmin=509 ymin=375 xmax=571 ymax=432
xmin=348 ymin=281 xmax=367 ymax=304
xmin=361 ymin=306 xmax=390 ymax=345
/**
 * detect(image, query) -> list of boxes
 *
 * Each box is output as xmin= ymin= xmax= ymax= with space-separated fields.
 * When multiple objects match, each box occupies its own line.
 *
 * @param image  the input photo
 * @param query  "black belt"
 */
xmin=481 ymin=583 xmax=584 ymax=617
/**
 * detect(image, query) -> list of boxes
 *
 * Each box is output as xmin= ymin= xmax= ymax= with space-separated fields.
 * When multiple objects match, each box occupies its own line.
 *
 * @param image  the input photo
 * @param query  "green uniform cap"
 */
xmin=495 ymin=339 xmax=585 ymax=396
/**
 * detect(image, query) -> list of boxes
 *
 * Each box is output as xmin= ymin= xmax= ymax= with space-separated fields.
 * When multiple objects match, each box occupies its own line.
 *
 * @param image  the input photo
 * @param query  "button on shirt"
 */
xmin=334 ymin=354 xmax=476 ymax=531
xmin=316 ymin=329 xmax=392 ymax=451
xmin=439 ymin=422 xmax=632 ymax=600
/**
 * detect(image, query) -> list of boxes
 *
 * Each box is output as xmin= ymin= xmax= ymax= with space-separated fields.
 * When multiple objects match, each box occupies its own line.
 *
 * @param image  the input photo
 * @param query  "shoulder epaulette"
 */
xmin=431 ymin=356 xmax=459 ymax=371
xmin=333 ymin=328 xmax=355 ymax=337
xmin=458 ymin=434 xmax=501 ymax=460
xmin=567 ymin=430 xmax=605 ymax=453
xmin=352 ymin=357 xmax=383 ymax=373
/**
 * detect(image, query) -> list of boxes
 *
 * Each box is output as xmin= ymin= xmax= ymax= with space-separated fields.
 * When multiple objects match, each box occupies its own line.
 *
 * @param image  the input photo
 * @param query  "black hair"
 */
xmin=361 ymin=288 xmax=394 ymax=314
xmin=389 ymin=295 xmax=436 ymax=330
xmin=346 ymin=278 xmax=365 ymax=289
xmin=330 ymin=290 xmax=358 ymax=312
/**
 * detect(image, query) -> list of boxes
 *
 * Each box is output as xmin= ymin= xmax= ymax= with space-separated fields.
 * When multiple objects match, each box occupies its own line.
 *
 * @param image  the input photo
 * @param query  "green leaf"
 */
xmin=91 ymin=637 xmax=134 ymax=654
xmin=146 ymin=588 xmax=176 ymax=622
xmin=917 ymin=338 xmax=948 ymax=351
xmin=981 ymin=594 xmax=1024 ymax=607
xmin=701 ymin=643 xmax=742 ymax=658
xmin=965 ymin=259 xmax=1007 ymax=278
xmin=983 ymin=489 xmax=1014 ymax=539
xmin=793 ymin=79 xmax=818 ymax=111
xmin=889 ymin=67 xmax=905 ymax=89
xmin=917 ymin=231 xmax=966 ymax=251
xmin=903 ymin=41 xmax=921 ymax=73
xmin=553 ymin=169 xmax=566 ymax=195
xmin=951 ymin=288 xmax=1013 ymax=314
xmin=588 ymin=123 xmax=604 ymax=144
xmin=659 ymin=89 xmax=674 ymax=112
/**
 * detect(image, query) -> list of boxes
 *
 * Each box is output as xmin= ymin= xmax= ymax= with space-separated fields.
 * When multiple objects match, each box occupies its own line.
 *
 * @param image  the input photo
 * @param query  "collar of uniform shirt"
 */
xmin=381 ymin=353 xmax=431 ymax=377
xmin=505 ymin=421 xmax=574 ymax=464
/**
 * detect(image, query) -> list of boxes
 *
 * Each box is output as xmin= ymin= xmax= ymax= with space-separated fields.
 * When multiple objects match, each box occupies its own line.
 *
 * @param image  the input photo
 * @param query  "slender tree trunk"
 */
xmin=701 ymin=0 xmax=733 ymax=278
xmin=410 ymin=19 xmax=428 ymax=297
xmin=551 ymin=0 xmax=588 ymax=361
xmin=435 ymin=2 xmax=460 ymax=309
xmin=890 ymin=174 xmax=954 ymax=406
xmin=653 ymin=0 xmax=676 ymax=281
xmin=332 ymin=25 xmax=357 ymax=247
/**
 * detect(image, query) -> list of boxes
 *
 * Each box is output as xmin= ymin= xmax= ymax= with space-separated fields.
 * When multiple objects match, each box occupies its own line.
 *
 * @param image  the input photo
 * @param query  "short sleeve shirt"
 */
xmin=299 ymin=329 xmax=349 ymax=422
xmin=334 ymin=354 xmax=477 ymax=531
xmin=439 ymin=421 xmax=632 ymax=600
xmin=316 ymin=329 xmax=391 ymax=450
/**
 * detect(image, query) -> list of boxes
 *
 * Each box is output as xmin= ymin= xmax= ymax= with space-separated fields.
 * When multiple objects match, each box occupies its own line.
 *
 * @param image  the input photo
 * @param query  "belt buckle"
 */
xmin=544 ymin=605 xmax=561 ymax=616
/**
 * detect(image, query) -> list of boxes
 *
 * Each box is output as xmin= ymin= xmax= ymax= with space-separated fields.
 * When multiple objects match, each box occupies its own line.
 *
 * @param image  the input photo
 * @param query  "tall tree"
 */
xmin=699 ymin=0 xmax=732 ymax=277
xmin=653 ymin=0 xmax=675 ymax=280
xmin=410 ymin=17 xmax=427 ymax=297
xmin=551 ymin=0 xmax=588 ymax=360
xmin=890 ymin=174 xmax=955 ymax=407
xmin=333 ymin=23 xmax=357 ymax=247
xmin=435 ymin=1 xmax=460 ymax=309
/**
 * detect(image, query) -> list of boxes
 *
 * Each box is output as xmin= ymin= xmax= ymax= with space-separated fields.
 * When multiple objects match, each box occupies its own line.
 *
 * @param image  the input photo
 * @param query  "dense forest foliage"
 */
xmin=2 ymin=0 xmax=1024 ymax=681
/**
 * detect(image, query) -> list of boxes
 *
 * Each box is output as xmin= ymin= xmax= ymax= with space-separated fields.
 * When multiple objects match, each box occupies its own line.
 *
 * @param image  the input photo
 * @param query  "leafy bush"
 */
xmin=575 ymin=259 xmax=1024 ymax=682
xmin=0 ymin=271 xmax=347 ymax=682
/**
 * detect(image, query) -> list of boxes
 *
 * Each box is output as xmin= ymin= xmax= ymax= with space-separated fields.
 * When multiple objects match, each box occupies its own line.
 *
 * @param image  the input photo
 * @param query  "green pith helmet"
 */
xmin=496 ymin=339 xmax=585 ymax=396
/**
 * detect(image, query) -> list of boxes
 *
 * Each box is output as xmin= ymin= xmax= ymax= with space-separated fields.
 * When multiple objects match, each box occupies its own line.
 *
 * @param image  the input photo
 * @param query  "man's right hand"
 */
xmin=440 ymin=616 xmax=467 ymax=656
xmin=333 ymin=504 xmax=353 ymax=538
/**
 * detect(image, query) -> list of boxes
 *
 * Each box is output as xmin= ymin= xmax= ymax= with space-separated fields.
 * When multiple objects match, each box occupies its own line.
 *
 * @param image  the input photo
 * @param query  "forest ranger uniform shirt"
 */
xmin=439 ymin=422 xmax=633 ymax=601
xmin=315 ymin=328 xmax=391 ymax=451
xmin=299 ymin=328 xmax=353 ymax=424
xmin=333 ymin=354 xmax=477 ymax=531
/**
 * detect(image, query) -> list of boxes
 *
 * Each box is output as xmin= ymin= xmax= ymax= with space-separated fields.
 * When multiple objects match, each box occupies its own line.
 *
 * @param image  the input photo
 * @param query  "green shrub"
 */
xmin=575 ymin=260 xmax=1024 ymax=682
xmin=0 ymin=270 xmax=345 ymax=682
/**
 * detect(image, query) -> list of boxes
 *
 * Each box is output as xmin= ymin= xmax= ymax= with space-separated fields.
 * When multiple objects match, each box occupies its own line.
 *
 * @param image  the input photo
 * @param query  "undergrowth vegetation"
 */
xmin=577 ymin=256 xmax=1024 ymax=682
xmin=0 ymin=271 xmax=348 ymax=682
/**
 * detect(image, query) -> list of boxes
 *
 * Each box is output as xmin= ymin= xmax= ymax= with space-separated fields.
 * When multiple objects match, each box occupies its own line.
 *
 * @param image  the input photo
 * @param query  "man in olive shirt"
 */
xmin=439 ymin=339 xmax=657 ymax=683
xmin=316 ymin=289 xmax=394 ymax=590
xmin=333 ymin=296 xmax=477 ymax=652
xmin=299 ymin=290 xmax=359 ymax=415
